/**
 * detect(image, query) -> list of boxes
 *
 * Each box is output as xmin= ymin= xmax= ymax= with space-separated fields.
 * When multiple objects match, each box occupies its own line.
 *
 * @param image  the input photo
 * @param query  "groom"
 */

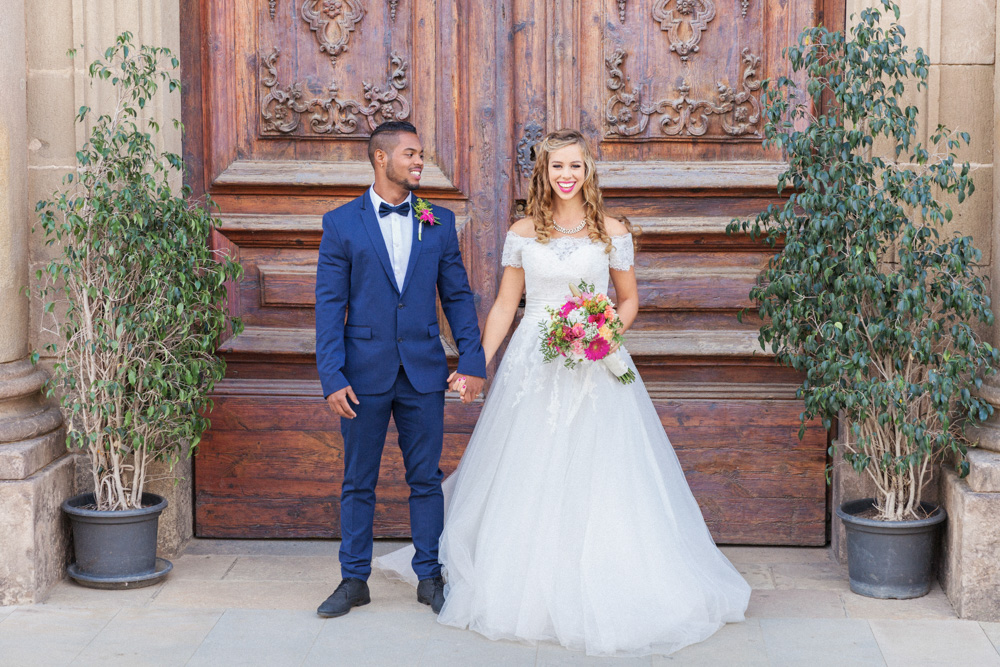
xmin=314 ymin=121 xmax=486 ymax=618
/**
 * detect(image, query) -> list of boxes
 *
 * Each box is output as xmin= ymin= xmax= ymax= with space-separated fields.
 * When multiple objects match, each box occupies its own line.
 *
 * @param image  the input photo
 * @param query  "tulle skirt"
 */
xmin=375 ymin=321 xmax=751 ymax=656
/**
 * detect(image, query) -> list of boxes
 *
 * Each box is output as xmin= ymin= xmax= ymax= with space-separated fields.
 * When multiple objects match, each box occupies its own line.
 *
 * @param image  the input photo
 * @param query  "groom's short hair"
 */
xmin=368 ymin=121 xmax=418 ymax=166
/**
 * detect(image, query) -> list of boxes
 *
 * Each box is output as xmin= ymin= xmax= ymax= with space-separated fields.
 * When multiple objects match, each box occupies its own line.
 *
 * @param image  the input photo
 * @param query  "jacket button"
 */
xmin=398 ymin=303 xmax=404 ymax=309
xmin=397 ymin=337 xmax=403 ymax=343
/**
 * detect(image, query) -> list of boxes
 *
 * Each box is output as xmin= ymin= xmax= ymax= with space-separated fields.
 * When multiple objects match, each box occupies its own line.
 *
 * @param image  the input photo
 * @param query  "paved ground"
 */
xmin=1 ymin=540 xmax=999 ymax=666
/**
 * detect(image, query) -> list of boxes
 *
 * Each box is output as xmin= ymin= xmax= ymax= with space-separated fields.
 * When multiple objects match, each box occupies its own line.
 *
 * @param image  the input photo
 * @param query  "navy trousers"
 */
xmin=338 ymin=365 xmax=445 ymax=581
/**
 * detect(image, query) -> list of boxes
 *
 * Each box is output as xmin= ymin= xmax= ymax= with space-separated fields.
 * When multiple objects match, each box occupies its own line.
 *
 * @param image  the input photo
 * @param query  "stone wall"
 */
xmin=0 ymin=0 xmax=71 ymax=606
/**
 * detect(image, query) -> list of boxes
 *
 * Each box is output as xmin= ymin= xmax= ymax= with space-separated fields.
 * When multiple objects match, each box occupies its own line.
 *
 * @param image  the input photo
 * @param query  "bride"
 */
xmin=376 ymin=128 xmax=750 ymax=656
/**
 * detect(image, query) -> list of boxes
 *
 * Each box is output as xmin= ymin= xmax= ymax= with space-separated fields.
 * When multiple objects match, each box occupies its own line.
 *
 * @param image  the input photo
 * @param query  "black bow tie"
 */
xmin=378 ymin=201 xmax=411 ymax=218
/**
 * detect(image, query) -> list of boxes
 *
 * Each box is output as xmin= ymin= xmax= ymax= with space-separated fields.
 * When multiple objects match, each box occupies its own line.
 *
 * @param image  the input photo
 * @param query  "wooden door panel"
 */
xmin=206 ymin=0 xmax=464 ymax=193
xmin=195 ymin=379 xmax=825 ymax=544
xmin=587 ymin=0 xmax=808 ymax=161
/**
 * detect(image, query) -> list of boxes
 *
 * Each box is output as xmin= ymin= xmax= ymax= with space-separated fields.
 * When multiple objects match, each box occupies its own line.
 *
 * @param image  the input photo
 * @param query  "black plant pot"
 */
xmin=836 ymin=498 xmax=946 ymax=599
xmin=62 ymin=492 xmax=173 ymax=589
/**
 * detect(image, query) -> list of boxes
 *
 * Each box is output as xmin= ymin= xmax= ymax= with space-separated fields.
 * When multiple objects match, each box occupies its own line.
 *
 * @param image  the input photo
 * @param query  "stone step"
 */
xmin=967 ymin=448 xmax=1000 ymax=493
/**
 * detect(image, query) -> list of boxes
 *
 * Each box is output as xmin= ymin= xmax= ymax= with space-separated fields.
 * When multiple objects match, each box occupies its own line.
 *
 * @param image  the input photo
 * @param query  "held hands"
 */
xmin=447 ymin=372 xmax=484 ymax=404
xmin=327 ymin=385 xmax=360 ymax=419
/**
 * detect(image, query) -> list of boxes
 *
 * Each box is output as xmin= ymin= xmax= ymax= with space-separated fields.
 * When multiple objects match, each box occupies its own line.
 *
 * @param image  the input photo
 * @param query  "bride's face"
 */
xmin=547 ymin=144 xmax=586 ymax=202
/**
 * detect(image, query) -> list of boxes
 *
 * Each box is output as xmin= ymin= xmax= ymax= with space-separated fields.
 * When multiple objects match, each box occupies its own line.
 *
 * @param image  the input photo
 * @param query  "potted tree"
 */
xmin=34 ymin=33 xmax=241 ymax=587
xmin=729 ymin=0 xmax=998 ymax=599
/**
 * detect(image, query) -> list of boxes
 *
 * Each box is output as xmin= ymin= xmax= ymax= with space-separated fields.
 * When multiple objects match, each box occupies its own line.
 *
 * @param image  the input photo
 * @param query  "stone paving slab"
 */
xmin=221 ymin=555 xmax=343 ymax=583
xmin=868 ymin=619 xmax=1000 ymax=666
xmin=305 ymin=607 xmax=436 ymax=666
xmin=71 ymin=607 xmax=223 ymax=666
xmin=771 ymin=562 xmax=852 ymax=592
xmin=841 ymin=584 xmax=958 ymax=620
xmin=41 ymin=580 xmax=165 ymax=609
xmin=734 ymin=564 xmax=776 ymax=590
xmin=187 ymin=609 xmax=322 ymax=666
xmin=0 ymin=606 xmax=118 ymax=665
xmin=759 ymin=618 xmax=884 ymax=666
xmin=984 ymin=621 xmax=1000 ymax=652
xmin=746 ymin=589 xmax=848 ymax=619
xmin=149 ymin=579 xmax=326 ymax=611
xmin=720 ymin=547 xmax=836 ymax=565
xmin=654 ymin=619 xmax=768 ymax=665
xmin=426 ymin=626 xmax=540 ymax=666
xmin=1 ymin=543 xmax=996 ymax=666
xmin=164 ymin=554 xmax=238 ymax=581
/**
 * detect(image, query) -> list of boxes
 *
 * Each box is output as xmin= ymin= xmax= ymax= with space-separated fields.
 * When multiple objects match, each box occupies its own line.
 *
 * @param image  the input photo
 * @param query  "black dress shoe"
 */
xmin=317 ymin=578 xmax=371 ymax=618
xmin=417 ymin=575 xmax=445 ymax=613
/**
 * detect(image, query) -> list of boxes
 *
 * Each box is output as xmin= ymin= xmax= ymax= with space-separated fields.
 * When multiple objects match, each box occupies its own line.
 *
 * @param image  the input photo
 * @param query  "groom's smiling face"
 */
xmin=383 ymin=133 xmax=424 ymax=192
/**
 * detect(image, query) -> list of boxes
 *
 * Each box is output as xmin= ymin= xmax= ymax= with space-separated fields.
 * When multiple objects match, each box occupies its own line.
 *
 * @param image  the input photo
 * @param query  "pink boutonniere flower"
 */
xmin=413 ymin=198 xmax=440 ymax=241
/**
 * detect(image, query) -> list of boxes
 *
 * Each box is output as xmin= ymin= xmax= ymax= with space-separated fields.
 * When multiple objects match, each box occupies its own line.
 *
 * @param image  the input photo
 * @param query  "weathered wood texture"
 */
xmin=196 ymin=379 xmax=827 ymax=544
xmin=182 ymin=0 xmax=841 ymax=546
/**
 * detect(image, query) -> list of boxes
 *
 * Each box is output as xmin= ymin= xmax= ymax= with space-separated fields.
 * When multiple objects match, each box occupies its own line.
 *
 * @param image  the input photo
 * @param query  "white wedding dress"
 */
xmin=375 ymin=231 xmax=751 ymax=657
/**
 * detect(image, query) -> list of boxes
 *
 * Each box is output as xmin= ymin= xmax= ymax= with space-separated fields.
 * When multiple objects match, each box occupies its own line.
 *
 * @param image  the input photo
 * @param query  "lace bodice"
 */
xmin=501 ymin=231 xmax=634 ymax=323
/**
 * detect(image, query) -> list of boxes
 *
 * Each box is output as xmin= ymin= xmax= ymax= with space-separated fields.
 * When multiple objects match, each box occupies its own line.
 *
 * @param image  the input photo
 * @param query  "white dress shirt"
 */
xmin=369 ymin=186 xmax=413 ymax=291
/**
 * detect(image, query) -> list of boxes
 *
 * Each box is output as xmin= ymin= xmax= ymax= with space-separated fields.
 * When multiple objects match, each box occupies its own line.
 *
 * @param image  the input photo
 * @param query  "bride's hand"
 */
xmin=447 ymin=371 xmax=467 ymax=397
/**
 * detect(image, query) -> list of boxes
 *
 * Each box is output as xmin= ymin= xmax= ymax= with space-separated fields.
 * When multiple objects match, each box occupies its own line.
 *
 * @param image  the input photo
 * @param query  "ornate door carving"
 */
xmin=183 ymin=0 xmax=839 ymax=544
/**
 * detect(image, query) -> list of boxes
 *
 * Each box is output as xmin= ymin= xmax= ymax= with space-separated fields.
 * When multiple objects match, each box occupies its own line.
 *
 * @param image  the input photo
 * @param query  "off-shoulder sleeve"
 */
xmin=501 ymin=232 xmax=532 ymax=268
xmin=609 ymin=234 xmax=635 ymax=271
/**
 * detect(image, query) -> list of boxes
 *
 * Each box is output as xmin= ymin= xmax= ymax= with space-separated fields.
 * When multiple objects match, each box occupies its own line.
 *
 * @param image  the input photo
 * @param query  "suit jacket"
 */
xmin=315 ymin=191 xmax=486 ymax=396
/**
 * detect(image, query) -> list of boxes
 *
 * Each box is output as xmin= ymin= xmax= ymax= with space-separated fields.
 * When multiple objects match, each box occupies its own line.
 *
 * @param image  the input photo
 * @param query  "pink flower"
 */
xmin=419 ymin=210 xmax=436 ymax=224
xmin=604 ymin=305 xmax=615 ymax=322
xmin=588 ymin=313 xmax=605 ymax=328
xmin=571 ymin=340 xmax=586 ymax=356
xmin=558 ymin=302 xmax=575 ymax=318
xmin=585 ymin=338 xmax=610 ymax=361
xmin=570 ymin=323 xmax=585 ymax=339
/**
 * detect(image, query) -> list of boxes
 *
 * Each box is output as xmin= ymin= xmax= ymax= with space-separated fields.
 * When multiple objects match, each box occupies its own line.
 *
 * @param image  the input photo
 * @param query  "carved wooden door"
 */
xmin=184 ymin=0 xmax=839 ymax=545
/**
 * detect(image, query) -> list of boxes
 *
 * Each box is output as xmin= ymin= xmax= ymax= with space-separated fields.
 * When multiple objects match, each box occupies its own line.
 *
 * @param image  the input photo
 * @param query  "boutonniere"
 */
xmin=414 ymin=198 xmax=440 ymax=241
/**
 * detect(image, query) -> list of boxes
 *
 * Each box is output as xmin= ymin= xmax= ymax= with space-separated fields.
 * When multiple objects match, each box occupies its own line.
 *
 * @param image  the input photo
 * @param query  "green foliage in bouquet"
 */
xmin=728 ymin=0 xmax=997 ymax=520
xmin=34 ymin=33 xmax=243 ymax=511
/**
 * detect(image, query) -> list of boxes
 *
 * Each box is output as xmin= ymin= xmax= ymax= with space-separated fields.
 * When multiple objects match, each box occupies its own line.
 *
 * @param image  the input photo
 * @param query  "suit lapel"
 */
xmin=359 ymin=192 xmax=400 ymax=293
xmin=399 ymin=207 xmax=423 ymax=297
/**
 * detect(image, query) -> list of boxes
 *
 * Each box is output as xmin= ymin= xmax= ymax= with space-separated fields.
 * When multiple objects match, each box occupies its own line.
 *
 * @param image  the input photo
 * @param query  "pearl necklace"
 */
xmin=552 ymin=219 xmax=586 ymax=235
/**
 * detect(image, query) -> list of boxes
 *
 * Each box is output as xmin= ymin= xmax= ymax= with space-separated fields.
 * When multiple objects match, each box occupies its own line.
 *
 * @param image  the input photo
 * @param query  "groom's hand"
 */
xmin=327 ymin=385 xmax=360 ymax=419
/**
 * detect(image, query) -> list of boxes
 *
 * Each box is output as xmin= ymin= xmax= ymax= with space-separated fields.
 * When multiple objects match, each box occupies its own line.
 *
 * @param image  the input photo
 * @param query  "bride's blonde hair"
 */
xmin=525 ymin=129 xmax=614 ymax=252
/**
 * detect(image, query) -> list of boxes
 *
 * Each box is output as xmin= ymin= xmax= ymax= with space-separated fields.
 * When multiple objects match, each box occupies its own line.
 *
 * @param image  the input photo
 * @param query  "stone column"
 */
xmin=0 ymin=0 xmax=73 ymax=605
xmin=939 ymin=0 xmax=1000 ymax=622
xmin=941 ymin=385 xmax=1000 ymax=622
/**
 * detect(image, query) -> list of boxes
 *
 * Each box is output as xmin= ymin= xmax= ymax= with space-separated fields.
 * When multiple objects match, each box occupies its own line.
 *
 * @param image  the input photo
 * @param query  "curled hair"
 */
xmin=525 ymin=129 xmax=625 ymax=252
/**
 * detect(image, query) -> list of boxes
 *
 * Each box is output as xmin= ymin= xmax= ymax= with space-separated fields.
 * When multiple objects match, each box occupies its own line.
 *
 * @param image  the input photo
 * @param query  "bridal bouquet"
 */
xmin=539 ymin=281 xmax=636 ymax=384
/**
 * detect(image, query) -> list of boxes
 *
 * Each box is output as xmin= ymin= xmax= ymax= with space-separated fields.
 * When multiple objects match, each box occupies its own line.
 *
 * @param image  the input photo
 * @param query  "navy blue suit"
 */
xmin=315 ymin=191 xmax=486 ymax=581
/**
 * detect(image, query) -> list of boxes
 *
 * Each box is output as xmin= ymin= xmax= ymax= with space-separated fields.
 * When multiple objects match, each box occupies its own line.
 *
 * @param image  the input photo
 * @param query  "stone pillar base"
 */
xmin=0 ymin=359 xmax=71 ymax=605
xmin=941 ymin=464 xmax=1000 ymax=621
xmin=0 ymin=454 xmax=73 ymax=605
